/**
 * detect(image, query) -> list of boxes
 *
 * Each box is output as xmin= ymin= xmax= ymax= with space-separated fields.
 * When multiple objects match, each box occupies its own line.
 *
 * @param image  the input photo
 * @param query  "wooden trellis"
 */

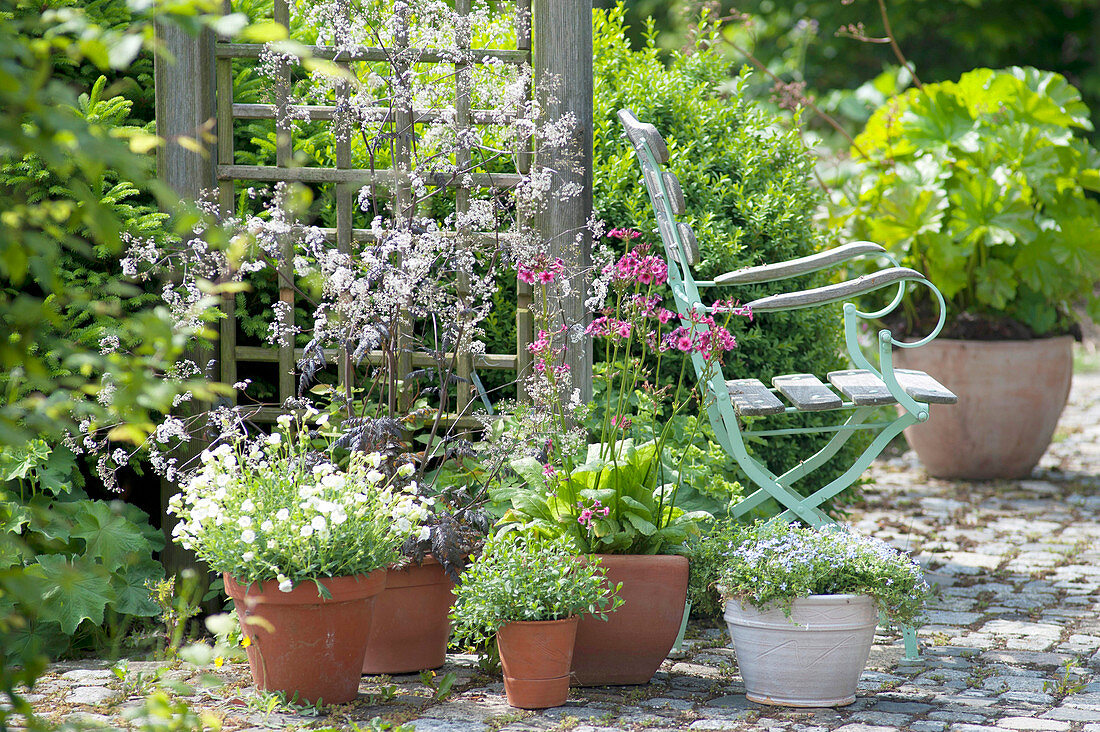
xmin=213 ymin=0 xmax=535 ymax=421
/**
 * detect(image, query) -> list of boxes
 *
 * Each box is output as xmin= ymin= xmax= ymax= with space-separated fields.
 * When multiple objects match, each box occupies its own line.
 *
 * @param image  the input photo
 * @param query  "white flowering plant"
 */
xmin=167 ymin=413 xmax=430 ymax=590
xmin=718 ymin=521 xmax=929 ymax=625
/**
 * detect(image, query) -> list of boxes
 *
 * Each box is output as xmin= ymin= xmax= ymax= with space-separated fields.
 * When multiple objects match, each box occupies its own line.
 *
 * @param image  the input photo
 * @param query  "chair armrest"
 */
xmin=713 ymin=242 xmax=886 ymax=285
xmin=745 ymin=267 xmax=927 ymax=312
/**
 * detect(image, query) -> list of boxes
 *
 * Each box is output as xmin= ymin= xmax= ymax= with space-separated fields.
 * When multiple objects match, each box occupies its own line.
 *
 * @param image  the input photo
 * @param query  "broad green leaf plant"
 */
xmin=0 ymin=441 xmax=165 ymax=658
xmin=498 ymin=440 xmax=711 ymax=555
xmin=830 ymin=67 xmax=1100 ymax=337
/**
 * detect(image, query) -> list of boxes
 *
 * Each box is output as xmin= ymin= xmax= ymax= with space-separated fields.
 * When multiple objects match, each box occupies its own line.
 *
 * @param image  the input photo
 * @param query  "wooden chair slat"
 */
xmin=827 ymin=370 xmax=898 ymax=406
xmin=895 ymin=369 xmax=958 ymax=404
xmin=663 ymin=172 xmax=686 ymax=215
xmin=726 ymin=378 xmax=786 ymax=416
xmin=677 ymin=223 xmax=700 ymax=266
xmin=772 ymin=374 xmax=843 ymax=411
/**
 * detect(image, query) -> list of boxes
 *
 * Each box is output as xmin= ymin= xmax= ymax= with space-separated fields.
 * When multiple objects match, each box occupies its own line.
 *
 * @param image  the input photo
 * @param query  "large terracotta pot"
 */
xmin=497 ymin=616 xmax=579 ymax=709
xmin=723 ymin=594 xmax=877 ymax=707
xmin=224 ymin=571 xmax=385 ymax=704
xmin=570 ymin=554 xmax=688 ymax=686
xmin=894 ymin=336 xmax=1073 ymax=480
xmin=362 ymin=557 xmax=455 ymax=674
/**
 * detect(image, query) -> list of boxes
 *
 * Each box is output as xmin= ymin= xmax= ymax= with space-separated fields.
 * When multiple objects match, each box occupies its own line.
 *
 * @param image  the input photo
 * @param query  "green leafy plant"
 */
xmin=1044 ymin=659 xmax=1090 ymax=698
xmin=719 ymin=521 xmax=929 ymax=625
xmin=499 ymin=440 xmax=710 ymax=555
xmin=0 ymin=442 xmax=165 ymax=660
xmin=450 ymin=533 xmax=623 ymax=650
xmin=830 ymin=67 xmax=1100 ymax=338
xmin=147 ymin=570 xmax=203 ymax=659
xmin=419 ymin=669 xmax=457 ymax=701
xmin=686 ymin=513 xmax=746 ymax=620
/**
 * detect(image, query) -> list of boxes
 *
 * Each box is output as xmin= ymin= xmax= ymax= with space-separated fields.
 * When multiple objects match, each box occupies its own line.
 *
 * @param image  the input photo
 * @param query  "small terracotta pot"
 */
xmin=362 ymin=556 xmax=455 ymax=674
xmin=224 ymin=571 xmax=386 ymax=705
xmin=895 ymin=336 xmax=1073 ymax=480
xmin=497 ymin=616 xmax=579 ymax=709
xmin=571 ymin=554 xmax=688 ymax=686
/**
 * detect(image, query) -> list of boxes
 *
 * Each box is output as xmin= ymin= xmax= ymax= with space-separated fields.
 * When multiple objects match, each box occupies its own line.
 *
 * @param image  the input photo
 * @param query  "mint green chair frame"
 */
xmin=619 ymin=109 xmax=957 ymax=660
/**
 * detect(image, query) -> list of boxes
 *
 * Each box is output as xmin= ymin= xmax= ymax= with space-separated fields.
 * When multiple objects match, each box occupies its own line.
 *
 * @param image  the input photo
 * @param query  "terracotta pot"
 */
xmin=224 ymin=571 xmax=386 ymax=704
xmin=571 ymin=554 xmax=688 ymax=686
xmin=362 ymin=556 xmax=455 ymax=674
xmin=724 ymin=594 xmax=877 ymax=707
xmin=894 ymin=336 xmax=1073 ymax=480
xmin=497 ymin=616 xmax=578 ymax=709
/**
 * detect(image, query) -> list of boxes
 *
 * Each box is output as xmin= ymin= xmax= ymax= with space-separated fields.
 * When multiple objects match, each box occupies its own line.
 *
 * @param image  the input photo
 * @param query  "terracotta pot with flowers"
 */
xmin=492 ymin=237 xmax=749 ymax=685
xmin=168 ymin=412 xmax=425 ymax=704
xmin=450 ymin=532 xmax=622 ymax=709
xmin=719 ymin=521 xmax=929 ymax=707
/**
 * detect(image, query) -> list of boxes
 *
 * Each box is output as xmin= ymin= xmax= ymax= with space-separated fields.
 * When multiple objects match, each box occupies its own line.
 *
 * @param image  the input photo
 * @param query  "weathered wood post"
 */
xmin=532 ymin=0 xmax=594 ymax=402
xmin=153 ymin=16 xmax=216 ymax=575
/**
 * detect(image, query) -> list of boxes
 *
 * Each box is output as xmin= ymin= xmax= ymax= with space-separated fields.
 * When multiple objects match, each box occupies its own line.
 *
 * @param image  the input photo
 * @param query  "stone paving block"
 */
xmin=418 ymin=698 xmax=515 ymax=722
xmin=67 ymin=686 xmax=115 ymax=706
xmin=62 ymin=711 xmax=113 ymax=726
xmin=927 ymin=611 xmax=986 ymax=625
xmin=949 ymin=725 xmax=1003 ymax=732
xmin=980 ymin=651 xmax=1074 ymax=669
xmin=999 ymin=691 xmax=1056 ymax=705
xmin=688 ymin=721 xmax=744 ymax=731
xmin=866 ymin=700 xmax=934 ymax=714
xmin=537 ymin=706 xmax=608 ymax=722
xmin=909 ymin=722 xmax=948 ymax=732
xmin=832 ymin=724 xmax=901 ymax=732
xmin=984 ymin=676 xmax=1049 ymax=693
xmin=1064 ymin=692 xmax=1100 ymax=711
xmin=60 ymin=670 xmax=115 ymax=683
xmin=928 ymin=711 xmax=991 ymax=723
xmin=405 ymin=719 xmax=489 ymax=732
xmin=995 ymin=718 xmax=1071 ymax=731
xmin=850 ymin=711 xmax=913 ymax=726
xmin=1040 ymin=706 xmax=1100 ymax=722
xmin=639 ymin=697 xmax=695 ymax=712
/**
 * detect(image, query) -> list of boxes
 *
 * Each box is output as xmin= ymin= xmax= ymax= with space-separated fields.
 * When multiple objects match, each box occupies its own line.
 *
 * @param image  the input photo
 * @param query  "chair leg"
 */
xmin=902 ymin=623 xmax=921 ymax=661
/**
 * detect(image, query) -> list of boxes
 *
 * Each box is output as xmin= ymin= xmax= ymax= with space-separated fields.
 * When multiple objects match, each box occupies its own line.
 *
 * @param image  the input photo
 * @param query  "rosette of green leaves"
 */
xmin=718 ymin=521 xmax=929 ymax=625
xmin=495 ymin=439 xmax=711 ymax=555
xmin=831 ymin=67 xmax=1100 ymax=336
xmin=450 ymin=533 xmax=622 ymax=650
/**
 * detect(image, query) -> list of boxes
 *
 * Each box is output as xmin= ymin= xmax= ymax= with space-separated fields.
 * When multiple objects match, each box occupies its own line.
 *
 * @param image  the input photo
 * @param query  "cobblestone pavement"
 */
xmin=18 ymin=373 xmax=1100 ymax=732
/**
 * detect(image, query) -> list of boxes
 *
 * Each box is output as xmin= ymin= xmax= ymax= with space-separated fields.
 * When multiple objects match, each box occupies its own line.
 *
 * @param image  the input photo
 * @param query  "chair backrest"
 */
xmin=615 ymin=109 xmax=747 ymax=451
xmin=616 ymin=109 xmax=703 ymax=316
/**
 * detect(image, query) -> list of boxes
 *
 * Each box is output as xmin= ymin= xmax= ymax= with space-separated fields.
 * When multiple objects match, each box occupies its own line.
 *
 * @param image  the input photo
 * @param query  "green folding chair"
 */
xmin=619 ymin=109 xmax=957 ymax=659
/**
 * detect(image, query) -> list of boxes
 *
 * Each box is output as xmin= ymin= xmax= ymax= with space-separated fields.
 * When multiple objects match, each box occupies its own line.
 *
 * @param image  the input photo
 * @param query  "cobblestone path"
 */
xmin=18 ymin=373 xmax=1100 ymax=732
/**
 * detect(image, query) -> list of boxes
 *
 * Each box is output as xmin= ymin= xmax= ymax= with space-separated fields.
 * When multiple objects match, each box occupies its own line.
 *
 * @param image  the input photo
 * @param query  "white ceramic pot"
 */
xmin=723 ymin=594 xmax=876 ymax=707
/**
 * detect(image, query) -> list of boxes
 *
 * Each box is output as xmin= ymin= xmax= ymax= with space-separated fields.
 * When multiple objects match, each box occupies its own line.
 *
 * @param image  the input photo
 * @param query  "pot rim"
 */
xmin=498 ymin=615 xmax=579 ymax=630
xmin=898 ymin=334 xmax=1075 ymax=347
xmin=223 ymin=569 xmax=386 ymax=604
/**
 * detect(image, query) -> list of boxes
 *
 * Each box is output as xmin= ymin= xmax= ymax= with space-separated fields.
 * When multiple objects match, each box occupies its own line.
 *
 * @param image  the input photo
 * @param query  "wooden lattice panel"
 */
xmin=213 ymin=0 xmax=535 ymax=421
